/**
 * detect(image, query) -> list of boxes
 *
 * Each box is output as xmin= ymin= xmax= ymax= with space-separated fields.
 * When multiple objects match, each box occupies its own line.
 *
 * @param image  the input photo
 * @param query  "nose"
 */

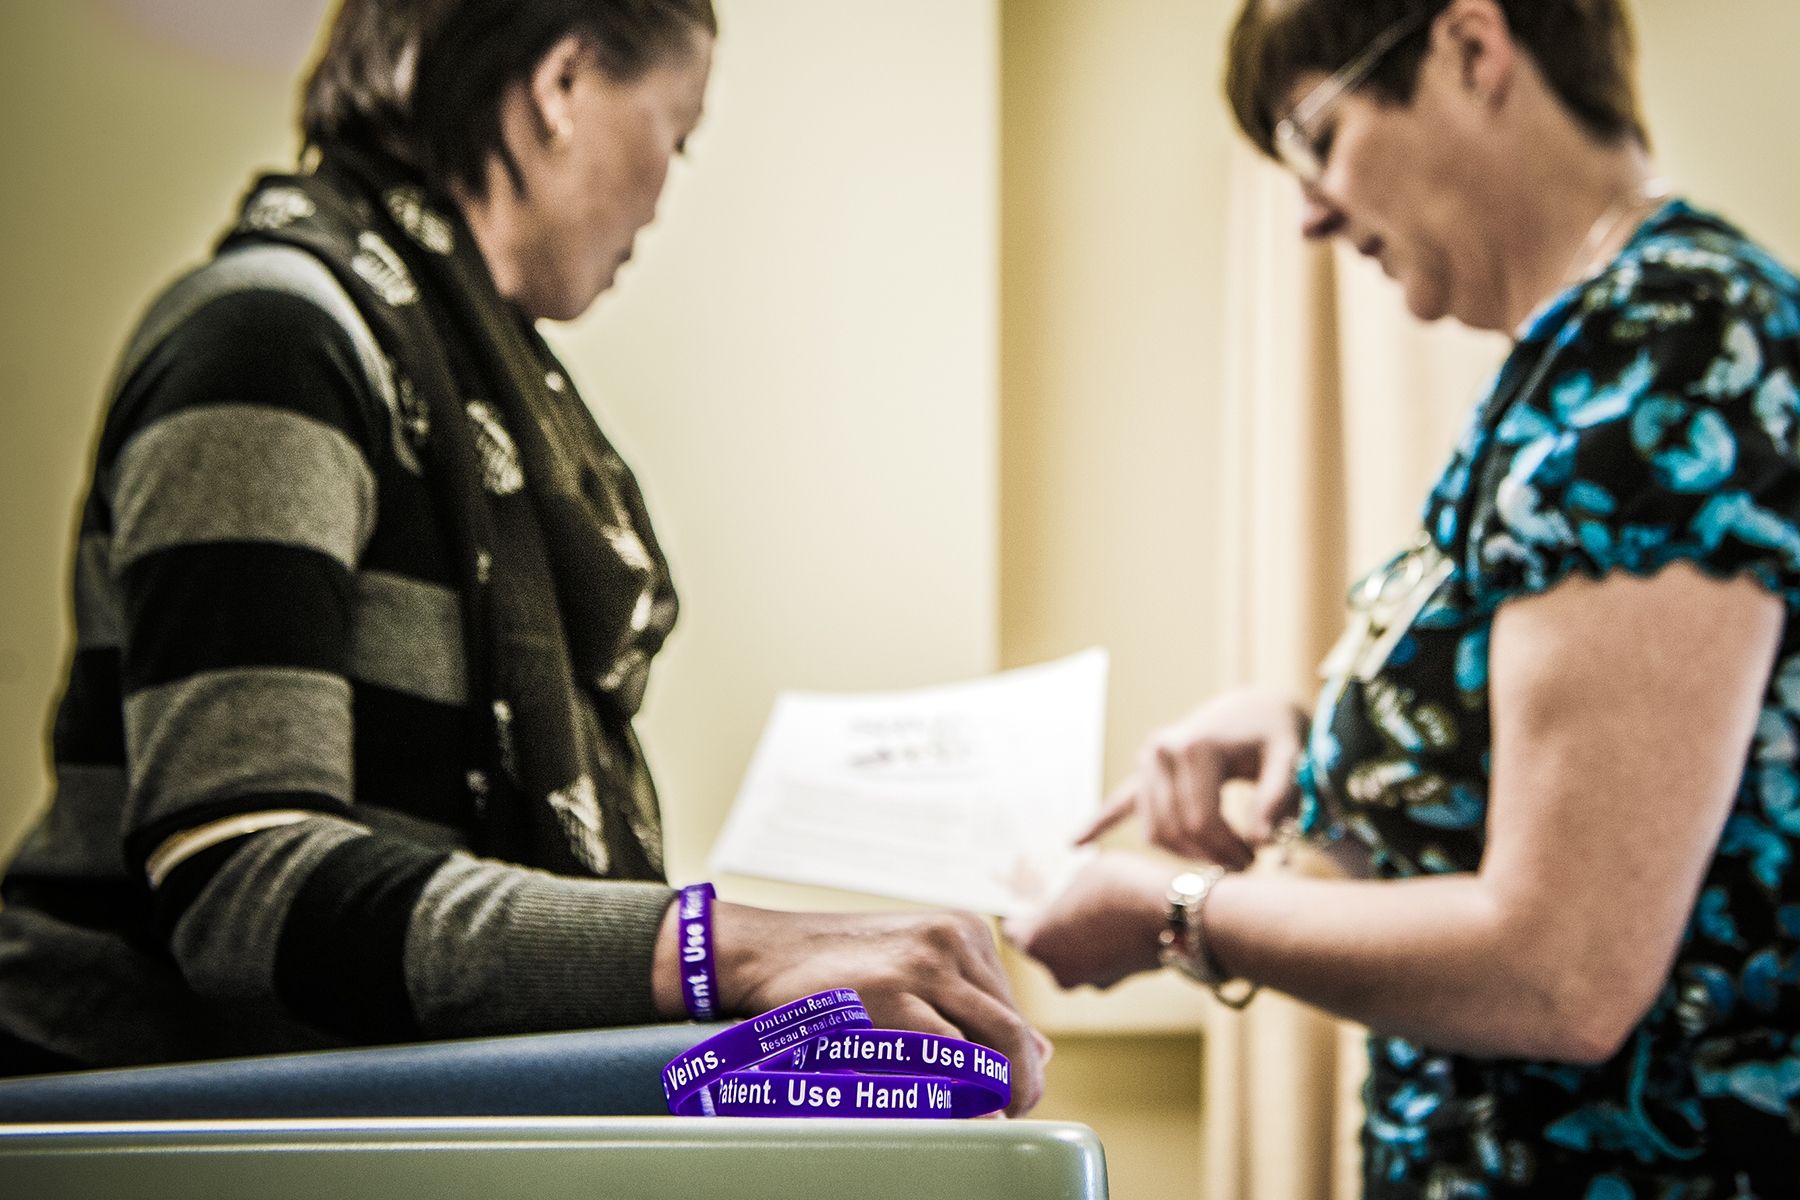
xmin=1298 ymin=183 xmax=1345 ymax=242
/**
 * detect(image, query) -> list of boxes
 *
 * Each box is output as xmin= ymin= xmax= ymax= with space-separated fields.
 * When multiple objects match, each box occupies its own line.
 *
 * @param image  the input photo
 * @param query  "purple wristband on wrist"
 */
xmin=663 ymin=989 xmax=1011 ymax=1120
xmin=677 ymin=882 xmax=718 ymax=1022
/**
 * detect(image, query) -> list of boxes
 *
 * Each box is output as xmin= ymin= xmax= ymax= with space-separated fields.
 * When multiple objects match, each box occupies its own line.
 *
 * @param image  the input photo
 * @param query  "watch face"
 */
xmin=1169 ymin=870 xmax=1212 ymax=898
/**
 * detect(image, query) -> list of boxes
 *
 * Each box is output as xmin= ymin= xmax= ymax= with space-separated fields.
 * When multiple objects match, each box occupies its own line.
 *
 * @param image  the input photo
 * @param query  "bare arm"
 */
xmin=1016 ymin=563 xmax=1781 ymax=1061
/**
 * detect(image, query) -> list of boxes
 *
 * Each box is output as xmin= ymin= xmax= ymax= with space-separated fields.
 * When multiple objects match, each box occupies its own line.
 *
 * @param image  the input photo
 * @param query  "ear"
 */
xmin=527 ymin=33 xmax=588 ymax=146
xmin=1434 ymin=0 xmax=1517 ymax=111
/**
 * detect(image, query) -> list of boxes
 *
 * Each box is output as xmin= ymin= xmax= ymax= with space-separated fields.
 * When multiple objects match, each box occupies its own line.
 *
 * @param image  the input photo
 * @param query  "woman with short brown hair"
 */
xmin=1016 ymin=0 xmax=1800 ymax=1191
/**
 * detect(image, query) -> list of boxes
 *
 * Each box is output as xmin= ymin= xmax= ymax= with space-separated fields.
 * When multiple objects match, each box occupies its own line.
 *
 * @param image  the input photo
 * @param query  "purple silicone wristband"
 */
xmin=663 ymin=988 xmax=870 ymax=1112
xmin=788 ymin=1029 xmax=1013 ymax=1095
xmin=677 ymin=883 xmax=718 ymax=1022
xmin=707 ymin=1071 xmax=1005 ymax=1119
xmin=663 ymin=992 xmax=1011 ymax=1119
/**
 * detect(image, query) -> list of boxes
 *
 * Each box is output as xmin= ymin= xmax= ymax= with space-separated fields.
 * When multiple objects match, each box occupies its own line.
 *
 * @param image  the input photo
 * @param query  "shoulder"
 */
xmin=100 ymin=243 xmax=401 ymax=469
xmin=1470 ymin=207 xmax=1800 ymax=596
xmin=1626 ymin=203 xmax=1800 ymax=319
xmin=1540 ymin=204 xmax=1800 ymax=396
xmin=1498 ymin=206 xmax=1800 ymax=452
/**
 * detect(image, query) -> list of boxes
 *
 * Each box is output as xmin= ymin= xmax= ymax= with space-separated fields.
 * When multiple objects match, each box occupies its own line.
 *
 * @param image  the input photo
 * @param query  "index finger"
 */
xmin=1074 ymin=778 xmax=1140 ymax=844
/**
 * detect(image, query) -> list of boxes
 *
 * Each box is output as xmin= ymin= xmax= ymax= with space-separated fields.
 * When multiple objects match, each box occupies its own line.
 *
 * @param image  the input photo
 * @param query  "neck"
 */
xmin=452 ymin=167 xmax=533 ymax=316
xmin=1493 ymin=136 xmax=1662 ymax=334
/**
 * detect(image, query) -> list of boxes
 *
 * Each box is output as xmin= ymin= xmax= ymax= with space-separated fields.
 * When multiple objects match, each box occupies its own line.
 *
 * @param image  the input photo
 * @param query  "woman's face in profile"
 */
xmin=1284 ymin=63 xmax=1501 ymax=331
xmin=521 ymin=33 xmax=713 ymax=321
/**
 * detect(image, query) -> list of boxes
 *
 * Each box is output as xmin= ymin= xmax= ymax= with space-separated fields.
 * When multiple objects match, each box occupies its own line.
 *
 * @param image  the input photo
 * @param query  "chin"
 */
xmin=535 ymin=301 xmax=581 ymax=323
xmin=539 ymin=284 xmax=606 ymax=324
xmin=1401 ymin=281 xmax=1452 ymax=326
xmin=569 ymin=270 xmax=620 ymax=318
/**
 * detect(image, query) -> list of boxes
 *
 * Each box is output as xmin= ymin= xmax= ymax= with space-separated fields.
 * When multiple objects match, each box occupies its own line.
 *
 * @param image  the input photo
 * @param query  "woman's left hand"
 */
xmin=1002 ymin=853 xmax=1172 ymax=989
xmin=1077 ymin=687 xmax=1307 ymax=869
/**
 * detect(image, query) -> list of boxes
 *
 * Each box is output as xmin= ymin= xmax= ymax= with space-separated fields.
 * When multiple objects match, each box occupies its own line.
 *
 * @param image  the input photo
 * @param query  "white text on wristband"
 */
xmin=663 ymin=989 xmax=1010 ymax=1119
xmin=677 ymin=882 xmax=718 ymax=1022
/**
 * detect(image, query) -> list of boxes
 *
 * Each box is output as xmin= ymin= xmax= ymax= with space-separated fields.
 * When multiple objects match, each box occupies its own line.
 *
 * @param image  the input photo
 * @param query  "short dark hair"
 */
xmin=300 ymin=0 xmax=457 ymax=167
xmin=301 ymin=0 xmax=717 ymax=195
xmin=1224 ymin=0 xmax=1646 ymax=159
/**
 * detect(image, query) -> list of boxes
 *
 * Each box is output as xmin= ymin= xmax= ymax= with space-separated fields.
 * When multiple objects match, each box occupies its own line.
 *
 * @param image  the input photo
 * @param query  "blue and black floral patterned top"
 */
xmin=1300 ymin=202 xmax=1800 ymax=1199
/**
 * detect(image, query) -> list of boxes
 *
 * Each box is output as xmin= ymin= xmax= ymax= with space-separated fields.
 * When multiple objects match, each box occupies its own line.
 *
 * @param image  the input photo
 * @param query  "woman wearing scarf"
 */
xmin=1012 ymin=0 xmax=1800 ymax=1191
xmin=0 ymin=0 xmax=1044 ymax=1114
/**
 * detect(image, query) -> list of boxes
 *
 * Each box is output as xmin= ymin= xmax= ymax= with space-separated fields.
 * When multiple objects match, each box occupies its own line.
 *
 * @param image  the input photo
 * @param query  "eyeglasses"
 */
xmin=1272 ymin=6 xmax=1437 ymax=186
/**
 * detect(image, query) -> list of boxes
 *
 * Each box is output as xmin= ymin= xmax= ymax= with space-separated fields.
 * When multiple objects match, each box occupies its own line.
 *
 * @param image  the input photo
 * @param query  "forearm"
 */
xmin=1022 ymin=850 xmax=1631 ymax=1062
xmin=404 ymin=853 xmax=675 ymax=1035
xmin=1204 ymin=868 xmax=1625 ymax=1062
xmin=166 ymin=816 xmax=677 ymax=1039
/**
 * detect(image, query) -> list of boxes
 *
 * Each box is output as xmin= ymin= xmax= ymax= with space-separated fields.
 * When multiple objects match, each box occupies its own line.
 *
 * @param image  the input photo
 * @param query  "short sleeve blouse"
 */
xmin=1300 ymin=202 xmax=1800 ymax=1198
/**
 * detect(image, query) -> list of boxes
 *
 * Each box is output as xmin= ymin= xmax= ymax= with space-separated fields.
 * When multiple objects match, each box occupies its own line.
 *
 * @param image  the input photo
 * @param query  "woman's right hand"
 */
xmin=1002 ymin=852 xmax=1171 ymax=990
xmin=658 ymin=902 xmax=1048 ymax=1115
xmin=1078 ymin=687 xmax=1308 ymax=867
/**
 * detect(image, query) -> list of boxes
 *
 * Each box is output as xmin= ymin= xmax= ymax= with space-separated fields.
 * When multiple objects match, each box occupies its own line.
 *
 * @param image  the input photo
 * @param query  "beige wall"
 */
xmin=585 ymin=0 xmax=1001 ymax=889
xmin=999 ymin=0 xmax=1239 ymax=818
xmin=0 ymin=0 xmax=327 ymax=860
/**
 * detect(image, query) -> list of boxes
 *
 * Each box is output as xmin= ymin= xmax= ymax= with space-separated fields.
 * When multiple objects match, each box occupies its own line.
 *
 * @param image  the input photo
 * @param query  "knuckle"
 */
xmin=1182 ymin=733 xmax=1220 ymax=762
xmin=923 ymin=911 xmax=967 ymax=947
xmin=904 ymin=922 xmax=962 ymax=970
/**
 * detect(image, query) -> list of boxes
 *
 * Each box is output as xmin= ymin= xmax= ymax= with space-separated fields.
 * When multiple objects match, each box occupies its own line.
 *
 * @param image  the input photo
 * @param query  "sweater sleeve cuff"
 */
xmin=404 ymin=853 xmax=676 ymax=1036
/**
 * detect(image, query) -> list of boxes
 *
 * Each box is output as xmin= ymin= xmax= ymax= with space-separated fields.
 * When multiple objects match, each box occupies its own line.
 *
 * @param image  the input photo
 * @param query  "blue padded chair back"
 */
xmin=0 ymin=1022 xmax=715 ymax=1122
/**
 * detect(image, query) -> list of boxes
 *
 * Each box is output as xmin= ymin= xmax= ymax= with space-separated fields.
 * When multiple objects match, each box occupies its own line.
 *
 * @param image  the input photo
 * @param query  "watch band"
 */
xmin=1159 ymin=866 xmax=1259 ymax=1009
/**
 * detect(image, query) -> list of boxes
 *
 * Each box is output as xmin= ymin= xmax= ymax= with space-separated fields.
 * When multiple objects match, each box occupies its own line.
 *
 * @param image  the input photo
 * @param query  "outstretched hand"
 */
xmin=1003 ymin=852 xmax=1172 ymax=990
xmin=1078 ymin=687 xmax=1307 ymax=866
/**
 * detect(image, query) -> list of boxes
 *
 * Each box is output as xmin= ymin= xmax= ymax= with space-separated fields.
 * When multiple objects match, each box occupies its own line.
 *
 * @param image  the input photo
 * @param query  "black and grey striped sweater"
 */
xmin=0 ymin=242 xmax=676 ymax=1069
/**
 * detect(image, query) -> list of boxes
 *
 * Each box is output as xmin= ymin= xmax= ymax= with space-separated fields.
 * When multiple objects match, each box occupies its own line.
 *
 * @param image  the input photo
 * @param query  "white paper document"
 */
xmin=709 ymin=649 xmax=1108 ymax=917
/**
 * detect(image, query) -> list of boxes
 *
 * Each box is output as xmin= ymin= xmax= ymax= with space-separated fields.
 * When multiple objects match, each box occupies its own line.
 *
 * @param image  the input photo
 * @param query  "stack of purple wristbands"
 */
xmin=663 ymin=884 xmax=1011 ymax=1119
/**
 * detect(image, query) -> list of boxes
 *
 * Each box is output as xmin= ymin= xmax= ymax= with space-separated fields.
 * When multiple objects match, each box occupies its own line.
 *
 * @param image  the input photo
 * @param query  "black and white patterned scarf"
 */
xmin=223 ymin=143 xmax=678 ymax=880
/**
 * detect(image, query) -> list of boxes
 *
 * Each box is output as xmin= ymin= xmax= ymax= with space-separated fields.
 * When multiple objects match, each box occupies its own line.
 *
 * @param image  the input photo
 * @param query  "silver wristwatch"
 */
xmin=1159 ymin=867 xmax=1259 ymax=1009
